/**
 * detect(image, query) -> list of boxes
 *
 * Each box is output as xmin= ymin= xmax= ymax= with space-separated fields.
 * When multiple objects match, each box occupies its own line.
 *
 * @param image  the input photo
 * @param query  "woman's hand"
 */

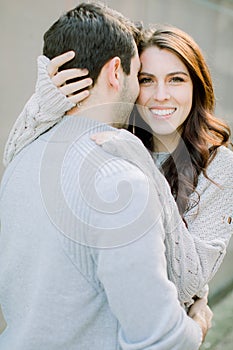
xmin=90 ymin=131 xmax=119 ymax=145
xmin=188 ymin=295 xmax=213 ymax=342
xmin=47 ymin=51 xmax=93 ymax=105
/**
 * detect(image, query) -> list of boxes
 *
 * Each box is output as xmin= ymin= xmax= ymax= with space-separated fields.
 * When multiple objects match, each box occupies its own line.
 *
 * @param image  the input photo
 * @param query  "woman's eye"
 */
xmin=138 ymin=77 xmax=153 ymax=84
xmin=170 ymin=76 xmax=185 ymax=83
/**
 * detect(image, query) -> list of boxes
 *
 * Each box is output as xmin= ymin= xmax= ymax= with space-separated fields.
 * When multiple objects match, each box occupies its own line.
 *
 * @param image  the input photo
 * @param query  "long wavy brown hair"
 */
xmin=128 ymin=25 xmax=231 ymax=218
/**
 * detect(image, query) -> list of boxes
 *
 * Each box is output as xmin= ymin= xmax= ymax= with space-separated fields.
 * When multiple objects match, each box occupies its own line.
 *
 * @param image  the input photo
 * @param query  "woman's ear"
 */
xmin=107 ymin=57 xmax=122 ymax=90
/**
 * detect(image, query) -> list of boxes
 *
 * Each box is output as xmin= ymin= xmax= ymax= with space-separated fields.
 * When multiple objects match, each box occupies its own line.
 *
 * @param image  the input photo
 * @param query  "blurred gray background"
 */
xmin=0 ymin=0 xmax=233 ymax=298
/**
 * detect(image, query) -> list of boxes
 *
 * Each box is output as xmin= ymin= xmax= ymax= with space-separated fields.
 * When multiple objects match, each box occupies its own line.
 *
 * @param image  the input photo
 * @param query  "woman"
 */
xmin=131 ymin=26 xmax=231 ymax=219
xmin=3 ymin=25 xmax=233 ymax=308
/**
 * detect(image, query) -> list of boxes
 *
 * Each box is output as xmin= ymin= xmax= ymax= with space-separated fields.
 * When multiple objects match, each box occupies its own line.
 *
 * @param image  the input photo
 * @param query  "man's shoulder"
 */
xmin=66 ymin=135 xmax=147 ymax=183
xmin=63 ymin=126 xmax=146 ymax=177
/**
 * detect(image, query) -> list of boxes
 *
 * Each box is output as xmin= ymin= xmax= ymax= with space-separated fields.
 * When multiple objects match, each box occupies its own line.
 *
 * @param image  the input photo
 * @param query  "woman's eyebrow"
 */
xmin=138 ymin=72 xmax=154 ymax=77
xmin=167 ymin=71 xmax=190 ymax=77
xmin=138 ymin=71 xmax=189 ymax=77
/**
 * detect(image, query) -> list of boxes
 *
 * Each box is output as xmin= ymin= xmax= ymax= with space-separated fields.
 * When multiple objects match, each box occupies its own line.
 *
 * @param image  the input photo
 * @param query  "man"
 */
xmin=0 ymin=2 xmax=211 ymax=349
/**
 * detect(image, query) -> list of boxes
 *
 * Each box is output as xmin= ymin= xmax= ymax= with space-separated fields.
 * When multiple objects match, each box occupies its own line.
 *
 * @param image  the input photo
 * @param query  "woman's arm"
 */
xmin=3 ymin=52 xmax=92 ymax=166
xmin=184 ymin=146 xmax=233 ymax=278
xmin=91 ymin=130 xmax=233 ymax=307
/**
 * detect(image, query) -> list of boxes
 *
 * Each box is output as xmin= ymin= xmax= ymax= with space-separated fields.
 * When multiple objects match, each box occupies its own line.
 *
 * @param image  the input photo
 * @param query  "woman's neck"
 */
xmin=153 ymin=132 xmax=181 ymax=153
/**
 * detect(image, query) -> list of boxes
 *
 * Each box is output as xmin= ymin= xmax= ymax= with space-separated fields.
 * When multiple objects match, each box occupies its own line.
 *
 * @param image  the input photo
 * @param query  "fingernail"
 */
xmin=68 ymin=51 xmax=75 ymax=57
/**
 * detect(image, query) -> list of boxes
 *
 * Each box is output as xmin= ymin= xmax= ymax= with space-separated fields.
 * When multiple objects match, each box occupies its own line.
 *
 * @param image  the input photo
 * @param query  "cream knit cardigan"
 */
xmin=3 ymin=56 xmax=233 ymax=306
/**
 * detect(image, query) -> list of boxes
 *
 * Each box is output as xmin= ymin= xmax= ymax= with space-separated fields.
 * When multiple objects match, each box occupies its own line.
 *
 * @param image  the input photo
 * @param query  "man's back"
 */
xmin=0 ymin=117 xmax=122 ymax=349
xmin=0 ymin=116 xmax=202 ymax=349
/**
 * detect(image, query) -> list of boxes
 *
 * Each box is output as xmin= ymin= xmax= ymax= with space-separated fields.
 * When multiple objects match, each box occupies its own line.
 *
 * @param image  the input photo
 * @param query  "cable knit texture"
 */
xmin=3 ymin=56 xmax=233 ymax=307
xmin=98 ymin=131 xmax=233 ymax=306
xmin=3 ymin=56 xmax=74 ymax=166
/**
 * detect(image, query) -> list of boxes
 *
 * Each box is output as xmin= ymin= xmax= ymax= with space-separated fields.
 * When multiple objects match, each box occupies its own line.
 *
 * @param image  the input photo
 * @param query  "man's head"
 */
xmin=43 ymin=2 xmax=141 ymax=126
xmin=43 ymin=2 xmax=140 ymax=86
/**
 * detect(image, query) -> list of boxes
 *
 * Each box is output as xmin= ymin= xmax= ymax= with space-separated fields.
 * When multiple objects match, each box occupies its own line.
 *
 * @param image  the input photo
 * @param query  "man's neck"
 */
xmin=66 ymin=85 xmax=127 ymax=128
xmin=66 ymin=103 xmax=113 ymax=125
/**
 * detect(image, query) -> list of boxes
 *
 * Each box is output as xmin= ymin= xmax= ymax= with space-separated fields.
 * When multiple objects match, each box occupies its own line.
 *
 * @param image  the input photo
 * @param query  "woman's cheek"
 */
xmin=137 ymin=87 xmax=147 ymax=106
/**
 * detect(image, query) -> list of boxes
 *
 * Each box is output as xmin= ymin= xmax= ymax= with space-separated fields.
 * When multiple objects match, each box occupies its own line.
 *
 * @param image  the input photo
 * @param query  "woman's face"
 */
xmin=137 ymin=46 xmax=193 ymax=150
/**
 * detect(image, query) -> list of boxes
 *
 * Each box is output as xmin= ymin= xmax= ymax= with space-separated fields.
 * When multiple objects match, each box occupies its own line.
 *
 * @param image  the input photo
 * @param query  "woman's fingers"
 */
xmin=52 ymin=68 xmax=89 ymax=87
xmin=68 ymin=90 xmax=90 ymax=105
xmin=48 ymin=51 xmax=89 ymax=88
xmin=58 ymin=76 xmax=92 ymax=95
xmin=47 ymin=51 xmax=75 ymax=77
xmin=90 ymin=131 xmax=118 ymax=145
xmin=46 ymin=50 xmax=92 ymax=106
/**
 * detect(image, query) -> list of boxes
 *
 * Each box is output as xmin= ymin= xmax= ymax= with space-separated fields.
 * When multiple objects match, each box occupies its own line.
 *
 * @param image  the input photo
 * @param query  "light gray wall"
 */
xmin=1 ymin=0 xmax=233 ymax=177
xmin=1 ymin=0 xmax=233 ymax=296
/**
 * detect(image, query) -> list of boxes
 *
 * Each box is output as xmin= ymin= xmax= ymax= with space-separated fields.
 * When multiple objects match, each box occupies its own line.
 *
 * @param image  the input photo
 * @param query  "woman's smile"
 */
xmin=149 ymin=107 xmax=177 ymax=119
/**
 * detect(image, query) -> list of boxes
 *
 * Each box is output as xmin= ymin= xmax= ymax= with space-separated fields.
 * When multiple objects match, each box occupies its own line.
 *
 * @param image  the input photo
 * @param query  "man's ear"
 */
xmin=107 ymin=57 xmax=122 ymax=90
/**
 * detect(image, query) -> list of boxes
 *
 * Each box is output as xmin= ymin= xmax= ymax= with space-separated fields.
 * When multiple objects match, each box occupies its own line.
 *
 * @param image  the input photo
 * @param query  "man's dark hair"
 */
xmin=43 ymin=2 xmax=140 ymax=85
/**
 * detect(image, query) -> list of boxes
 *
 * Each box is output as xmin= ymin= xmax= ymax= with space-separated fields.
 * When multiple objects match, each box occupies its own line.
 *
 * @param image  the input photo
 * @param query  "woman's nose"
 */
xmin=153 ymin=84 xmax=170 ymax=101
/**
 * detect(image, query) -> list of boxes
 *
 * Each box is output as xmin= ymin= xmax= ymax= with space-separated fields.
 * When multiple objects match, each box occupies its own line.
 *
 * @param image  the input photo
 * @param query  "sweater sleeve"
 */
xmin=90 ymin=163 xmax=202 ymax=350
xmin=3 ymin=55 xmax=74 ymax=167
xmin=97 ymin=130 xmax=233 ymax=306
xmin=184 ymin=147 xmax=233 ymax=280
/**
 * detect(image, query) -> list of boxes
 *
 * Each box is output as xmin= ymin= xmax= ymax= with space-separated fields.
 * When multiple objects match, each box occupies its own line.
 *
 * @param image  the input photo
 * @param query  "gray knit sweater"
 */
xmin=0 ymin=116 xmax=203 ymax=349
xmin=3 ymin=56 xmax=233 ymax=307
